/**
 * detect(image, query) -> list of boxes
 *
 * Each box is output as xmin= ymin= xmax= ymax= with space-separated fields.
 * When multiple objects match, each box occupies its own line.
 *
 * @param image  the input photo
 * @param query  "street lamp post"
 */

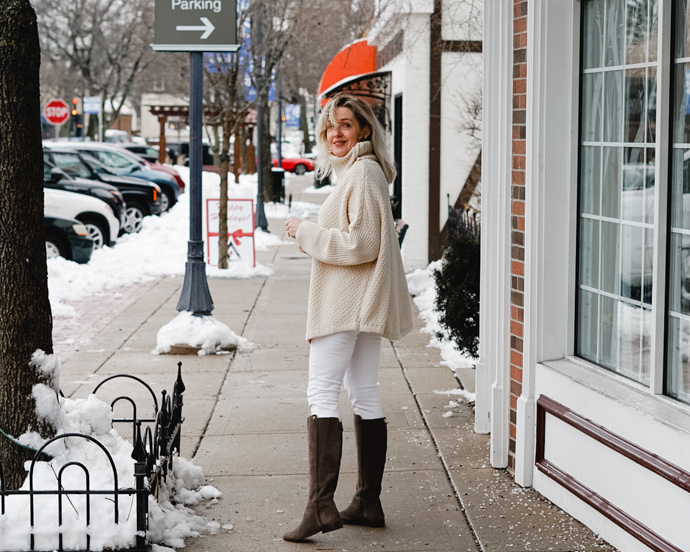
xmin=176 ymin=51 xmax=214 ymax=315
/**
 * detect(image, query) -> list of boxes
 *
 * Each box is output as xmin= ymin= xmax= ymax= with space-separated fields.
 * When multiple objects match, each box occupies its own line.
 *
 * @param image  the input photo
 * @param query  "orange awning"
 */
xmin=318 ymin=39 xmax=376 ymax=104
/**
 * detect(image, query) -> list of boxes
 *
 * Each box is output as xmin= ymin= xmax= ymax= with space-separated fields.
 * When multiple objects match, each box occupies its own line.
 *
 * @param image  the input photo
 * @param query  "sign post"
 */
xmin=152 ymin=0 xmax=238 ymax=316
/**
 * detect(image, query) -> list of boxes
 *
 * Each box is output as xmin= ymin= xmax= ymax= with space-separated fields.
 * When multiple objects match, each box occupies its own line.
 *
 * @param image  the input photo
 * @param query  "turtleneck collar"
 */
xmin=329 ymin=141 xmax=372 ymax=180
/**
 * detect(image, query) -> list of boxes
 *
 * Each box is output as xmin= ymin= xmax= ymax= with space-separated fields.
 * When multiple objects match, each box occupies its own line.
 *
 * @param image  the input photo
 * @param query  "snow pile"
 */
xmin=154 ymin=311 xmax=253 ymax=356
xmin=406 ymin=261 xmax=476 ymax=372
xmin=0 ymin=350 xmax=221 ymax=552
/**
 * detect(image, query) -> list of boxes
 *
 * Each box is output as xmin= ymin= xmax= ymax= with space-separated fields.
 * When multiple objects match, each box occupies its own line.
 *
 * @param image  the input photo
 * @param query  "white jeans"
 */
xmin=308 ymin=331 xmax=383 ymax=420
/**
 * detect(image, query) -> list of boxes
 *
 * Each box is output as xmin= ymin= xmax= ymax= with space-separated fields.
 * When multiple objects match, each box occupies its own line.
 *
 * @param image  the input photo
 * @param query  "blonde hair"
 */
xmin=314 ymin=93 xmax=397 ymax=183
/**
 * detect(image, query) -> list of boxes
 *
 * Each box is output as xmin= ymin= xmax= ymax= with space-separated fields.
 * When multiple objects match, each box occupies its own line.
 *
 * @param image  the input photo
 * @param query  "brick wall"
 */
xmin=509 ymin=0 xmax=528 ymax=471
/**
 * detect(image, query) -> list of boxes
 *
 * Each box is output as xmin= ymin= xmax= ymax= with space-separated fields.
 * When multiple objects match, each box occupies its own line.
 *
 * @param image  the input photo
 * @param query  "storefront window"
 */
xmin=667 ymin=0 xmax=690 ymax=401
xmin=577 ymin=0 xmax=657 ymax=385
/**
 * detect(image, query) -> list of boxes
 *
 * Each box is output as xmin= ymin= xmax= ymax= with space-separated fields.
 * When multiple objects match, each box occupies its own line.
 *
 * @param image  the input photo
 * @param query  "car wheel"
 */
xmin=160 ymin=189 xmax=174 ymax=212
xmin=123 ymin=203 xmax=146 ymax=233
xmin=77 ymin=217 xmax=107 ymax=249
xmin=294 ymin=163 xmax=307 ymax=175
xmin=46 ymin=234 xmax=69 ymax=260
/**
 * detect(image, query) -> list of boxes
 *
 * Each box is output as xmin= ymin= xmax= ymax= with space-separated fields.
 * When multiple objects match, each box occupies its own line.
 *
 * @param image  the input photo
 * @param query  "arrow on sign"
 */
xmin=176 ymin=17 xmax=215 ymax=39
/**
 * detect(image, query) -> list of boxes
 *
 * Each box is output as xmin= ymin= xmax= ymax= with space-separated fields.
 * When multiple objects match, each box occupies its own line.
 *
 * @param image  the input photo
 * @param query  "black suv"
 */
xmin=43 ymin=160 xmax=126 ymax=232
xmin=43 ymin=149 xmax=162 ymax=233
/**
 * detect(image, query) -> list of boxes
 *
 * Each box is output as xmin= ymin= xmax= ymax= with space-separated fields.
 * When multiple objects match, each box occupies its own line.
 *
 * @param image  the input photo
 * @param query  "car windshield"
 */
xmin=83 ymin=157 xmax=114 ymax=175
xmin=51 ymin=152 xmax=92 ymax=178
xmin=92 ymin=150 xmax=139 ymax=170
xmin=43 ymin=161 xmax=72 ymax=182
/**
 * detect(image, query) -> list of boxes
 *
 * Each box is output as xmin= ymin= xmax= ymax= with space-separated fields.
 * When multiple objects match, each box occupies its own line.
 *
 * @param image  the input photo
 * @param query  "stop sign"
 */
xmin=43 ymin=98 xmax=70 ymax=126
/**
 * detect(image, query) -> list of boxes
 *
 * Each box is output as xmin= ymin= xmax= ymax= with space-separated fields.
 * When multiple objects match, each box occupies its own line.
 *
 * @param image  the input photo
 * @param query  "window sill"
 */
xmin=540 ymin=357 xmax=690 ymax=436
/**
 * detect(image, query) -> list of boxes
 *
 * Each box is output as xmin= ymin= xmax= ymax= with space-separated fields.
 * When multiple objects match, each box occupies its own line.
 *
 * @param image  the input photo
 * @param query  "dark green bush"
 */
xmin=433 ymin=227 xmax=480 ymax=358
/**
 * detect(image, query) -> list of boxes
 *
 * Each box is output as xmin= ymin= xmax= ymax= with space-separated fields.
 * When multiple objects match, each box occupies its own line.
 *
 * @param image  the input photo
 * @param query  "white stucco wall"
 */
xmin=442 ymin=0 xmax=483 ymax=41
xmin=399 ymin=14 xmax=432 ymax=271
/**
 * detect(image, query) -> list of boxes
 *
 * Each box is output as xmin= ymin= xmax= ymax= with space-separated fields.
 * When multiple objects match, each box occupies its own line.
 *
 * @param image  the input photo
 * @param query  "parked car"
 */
xmin=44 ymin=215 xmax=94 ymax=263
xmin=119 ymin=143 xmax=160 ymax=163
xmin=272 ymin=156 xmax=315 ymax=175
xmin=166 ymin=141 xmax=215 ymax=168
xmin=43 ymin=149 xmax=162 ymax=233
xmin=44 ymin=142 xmax=182 ymax=212
xmin=43 ymin=160 xmax=126 ymax=230
xmin=44 ymin=187 xmax=120 ymax=249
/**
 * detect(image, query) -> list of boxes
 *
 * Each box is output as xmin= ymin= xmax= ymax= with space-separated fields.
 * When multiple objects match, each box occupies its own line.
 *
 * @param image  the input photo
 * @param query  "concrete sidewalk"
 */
xmin=57 ymin=178 xmax=616 ymax=552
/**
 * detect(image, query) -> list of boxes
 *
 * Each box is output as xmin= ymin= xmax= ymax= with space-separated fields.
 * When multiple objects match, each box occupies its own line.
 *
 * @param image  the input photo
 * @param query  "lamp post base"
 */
xmin=176 ymin=240 xmax=214 ymax=315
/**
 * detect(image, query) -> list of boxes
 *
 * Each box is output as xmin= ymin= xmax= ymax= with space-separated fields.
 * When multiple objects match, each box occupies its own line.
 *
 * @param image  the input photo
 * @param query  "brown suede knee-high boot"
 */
xmin=339 ymin=415 xmax=387 ymax=527
xmin=283 ymin=416 xmax=343 ymax=542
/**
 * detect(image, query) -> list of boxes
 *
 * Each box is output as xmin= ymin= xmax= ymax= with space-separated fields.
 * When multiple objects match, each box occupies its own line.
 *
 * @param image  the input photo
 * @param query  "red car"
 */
xmin=272 ymin=156 xmax=315 ymax=175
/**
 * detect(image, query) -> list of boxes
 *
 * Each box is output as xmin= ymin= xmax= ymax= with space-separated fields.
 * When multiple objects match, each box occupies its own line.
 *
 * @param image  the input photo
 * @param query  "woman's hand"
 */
xmin=285 ymin=218 xmax=303 ymax=239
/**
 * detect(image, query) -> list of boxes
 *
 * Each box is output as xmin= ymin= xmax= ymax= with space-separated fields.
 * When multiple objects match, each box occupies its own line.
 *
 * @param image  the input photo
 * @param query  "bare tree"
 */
xmin=248 ymin=0 xmax=309 ymax=201
xmin=0 ymin=0 xmax=57 ymax=489
xmin=281 ymin=0 xmax=377 ymax=150
xmin=34 ymin=0 xmax=155 ymax=137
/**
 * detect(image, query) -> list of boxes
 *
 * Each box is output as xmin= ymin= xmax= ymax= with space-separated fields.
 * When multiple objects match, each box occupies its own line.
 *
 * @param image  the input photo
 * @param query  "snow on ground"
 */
xmin=406 ymin=261 xmax=477 ymax=402
xmin=0 ymin=351 xmax=221 ymax=552
xmin=47 ymin=167 xmax=322 ymax=319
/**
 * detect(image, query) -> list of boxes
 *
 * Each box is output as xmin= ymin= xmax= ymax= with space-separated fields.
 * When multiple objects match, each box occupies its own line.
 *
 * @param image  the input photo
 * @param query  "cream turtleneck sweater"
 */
xmin=295 ymin=142 xmax=413 ymax=342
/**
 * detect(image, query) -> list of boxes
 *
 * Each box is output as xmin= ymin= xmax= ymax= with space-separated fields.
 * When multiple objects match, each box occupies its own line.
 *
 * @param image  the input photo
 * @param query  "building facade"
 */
xmin=368 ymin=0 xmax=483 ymax=269
xmin=481 ymin=1 xmax=690 ymax=550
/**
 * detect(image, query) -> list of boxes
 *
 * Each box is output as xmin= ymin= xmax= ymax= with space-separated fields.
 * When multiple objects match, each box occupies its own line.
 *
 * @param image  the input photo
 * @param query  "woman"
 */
xmin=283 ymin=93 xmax=413 ymax=542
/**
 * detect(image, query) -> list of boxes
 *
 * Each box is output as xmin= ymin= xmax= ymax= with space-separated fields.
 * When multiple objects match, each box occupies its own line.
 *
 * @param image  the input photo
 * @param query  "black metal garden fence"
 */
xmin=0 ymin=361 xmax=186 ymax=552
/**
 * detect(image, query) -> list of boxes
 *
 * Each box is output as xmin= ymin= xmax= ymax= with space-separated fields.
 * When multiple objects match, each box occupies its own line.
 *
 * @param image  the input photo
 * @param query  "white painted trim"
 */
xmin=478 ymin=0 xmax=512 ymax=466
xmin=650 ymin=0 xmax=672 ymax=396
xmin=515 ymin=0 xmax=578 ymax=486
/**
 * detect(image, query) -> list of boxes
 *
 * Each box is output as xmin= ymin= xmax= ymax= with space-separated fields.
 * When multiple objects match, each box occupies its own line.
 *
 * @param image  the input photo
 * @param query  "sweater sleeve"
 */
xmin=296 ymin=174 xmax=382 ymax=266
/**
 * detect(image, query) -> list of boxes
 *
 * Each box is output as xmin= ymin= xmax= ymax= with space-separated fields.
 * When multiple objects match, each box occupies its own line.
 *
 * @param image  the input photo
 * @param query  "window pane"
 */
xmin=672 ymin=64 xmax=690 ymax=144
xmin=582 ymin=72 xmax=603 ymax=142
xmin=648 ymin=0 xmax=658 ymax=63
xmin=675 ymin=0 xmax=690 ymax=59
xmin=621 ymin=224 xmax=643 ymax=301
xmin=644 ymin=147 xmax=656 ymax=226
xmin=670 ymin=149 xmax=689 ymax=229
xmin=647 ymin=67 xmax=657 ymax=143
xmin=605 ymin=0 xmax=625 ymax=67
xmin=643 ymin=227 xmax=654 ymax=304
xmin=668 ymin=233 xmax=690 ymax=315
xmin=617 ymin=303 xmax=643 ymax=379
xmin=577 ymin=0 xmax=655 ymax=388
xmin=602 ymin=146 xmax=622 ymax=218
xmin=578 ymin=290 xmax=599 ymax=362
xmin=600 ymin=295 xmax=619 ymax=369
xmin=580 ymin=218 xmax=600 ymax=288
xmin=583 ymin=0 xmax=605 ymax=69
xmin=604 ymin=70 xmax=624 ymax=142
xmin=625 ymin=0 xmax=649 ymax=65
xmin=581 ymin=146 xmax=601 ymax=215
xmin=601 ymin=221 xmax=620 ymax=294
xmin=666 ymin=315 xmax=690 ymax=402
xmin=625 ymin=67 xmax=646 ymax=143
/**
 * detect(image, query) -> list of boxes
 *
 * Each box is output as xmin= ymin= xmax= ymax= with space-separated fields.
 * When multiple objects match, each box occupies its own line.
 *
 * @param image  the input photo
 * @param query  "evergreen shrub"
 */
xmin=433 ymin=227 xmax=480 ymax=358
